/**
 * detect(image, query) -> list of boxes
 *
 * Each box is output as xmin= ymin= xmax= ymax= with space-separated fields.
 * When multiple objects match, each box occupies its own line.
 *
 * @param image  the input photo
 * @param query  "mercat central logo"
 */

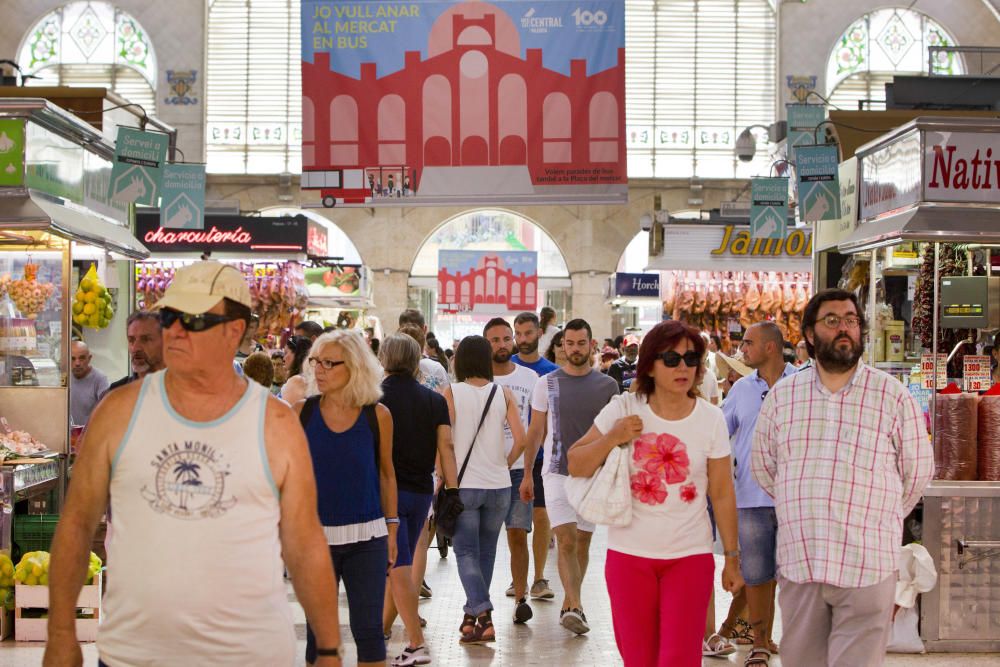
xmin=522 ymin=7 xmax=563 ymax=32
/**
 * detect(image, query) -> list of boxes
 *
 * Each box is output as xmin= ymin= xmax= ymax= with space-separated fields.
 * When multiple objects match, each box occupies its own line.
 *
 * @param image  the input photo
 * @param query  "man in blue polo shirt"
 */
xmin=723 ymin=321 xmax=798 ymax=665
xmin=511 ymin=311 xmax=559 ymax=601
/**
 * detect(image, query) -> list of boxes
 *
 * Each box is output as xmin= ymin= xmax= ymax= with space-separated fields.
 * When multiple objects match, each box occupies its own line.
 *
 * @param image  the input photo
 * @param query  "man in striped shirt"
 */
xmin=752 ymin=289 xmax=934 ymax=667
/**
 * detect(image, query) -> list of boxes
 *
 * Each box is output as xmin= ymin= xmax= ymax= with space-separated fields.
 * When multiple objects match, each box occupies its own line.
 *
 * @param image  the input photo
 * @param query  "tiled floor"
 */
xmin=1 ymin=528 xmax=997 ymax=665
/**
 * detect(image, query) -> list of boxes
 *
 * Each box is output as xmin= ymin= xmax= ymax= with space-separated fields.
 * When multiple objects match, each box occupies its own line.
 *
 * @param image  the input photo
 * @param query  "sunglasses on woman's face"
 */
xmin=159 ymin=307 xmax=235 ymax=332
xmin=659 ymin=350 xmax=702 ymax=368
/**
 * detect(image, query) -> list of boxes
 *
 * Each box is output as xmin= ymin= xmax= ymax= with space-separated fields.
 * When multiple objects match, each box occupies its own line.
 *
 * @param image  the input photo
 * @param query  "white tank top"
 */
xmin=98 ymin=371 xmax=295 ymax=667
xmin=451 ymin=382 xmax=511 ymax=489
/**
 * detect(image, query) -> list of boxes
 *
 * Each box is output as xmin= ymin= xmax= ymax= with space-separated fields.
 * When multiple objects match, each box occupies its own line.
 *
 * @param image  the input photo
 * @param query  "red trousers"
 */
xmin=605 ymin=550 xmax=714 ymax=667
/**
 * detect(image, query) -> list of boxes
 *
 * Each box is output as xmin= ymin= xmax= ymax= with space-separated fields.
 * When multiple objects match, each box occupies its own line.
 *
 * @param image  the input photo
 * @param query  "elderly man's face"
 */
xmin=161 ymin=302 xmax=246 ymax=375
xmin=70 ymin=343 xmax=92 ymax=379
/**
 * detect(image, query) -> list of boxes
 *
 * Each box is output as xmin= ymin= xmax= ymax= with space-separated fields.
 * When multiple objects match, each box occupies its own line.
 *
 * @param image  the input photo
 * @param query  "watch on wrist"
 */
xmin=316 ymin=646 xmax=342 ymax=657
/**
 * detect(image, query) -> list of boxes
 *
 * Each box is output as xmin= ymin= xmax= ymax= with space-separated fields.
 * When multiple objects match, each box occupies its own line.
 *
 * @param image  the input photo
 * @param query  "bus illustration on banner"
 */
xmin=301 ymin=165 xmax=417 ymax=207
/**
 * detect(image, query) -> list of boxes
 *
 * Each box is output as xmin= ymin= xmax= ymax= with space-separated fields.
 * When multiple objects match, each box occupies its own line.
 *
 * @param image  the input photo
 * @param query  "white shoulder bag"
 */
xmin=565 ymin=396 xmax=634 ymax=526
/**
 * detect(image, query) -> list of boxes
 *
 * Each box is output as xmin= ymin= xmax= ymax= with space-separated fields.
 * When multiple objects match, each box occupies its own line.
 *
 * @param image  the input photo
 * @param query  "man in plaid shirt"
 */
xmin=752 ymin=289 xmax=934 ymax=667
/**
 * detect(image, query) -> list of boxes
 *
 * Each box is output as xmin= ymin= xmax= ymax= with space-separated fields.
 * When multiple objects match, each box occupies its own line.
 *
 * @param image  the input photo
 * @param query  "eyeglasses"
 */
xmin=761 ymin=389 xmax=769 ymax=401
xmin=659 ymin=350 xmax=702 ymax=368
xmin=308 ymin=357 xmax=346 ymax=371
xmin=818 ymin=314 xmax=861 ymax=330
xmin=159 ymin=308 xmax=235 ymax=332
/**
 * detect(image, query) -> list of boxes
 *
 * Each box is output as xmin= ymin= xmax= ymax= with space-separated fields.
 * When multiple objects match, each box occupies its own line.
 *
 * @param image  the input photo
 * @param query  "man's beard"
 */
xmin=518 ymin=339 xmax=538 ymax=355
xmin=493 ymin=348 xmax=512 ymax=364
xmin=814 ymin=333 xmax=863 ymax=373
xmin=568 ymin=351 xmax=590 ymax=368
xmin=132 ymin=353 xmax=150 ymax=374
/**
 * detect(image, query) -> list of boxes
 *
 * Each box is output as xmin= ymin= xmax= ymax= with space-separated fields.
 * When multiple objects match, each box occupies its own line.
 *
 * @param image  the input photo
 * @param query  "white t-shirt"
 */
xmin=538 ymin=324 xmax=560 ymax=358
xmin=700 ymin=366 xmax=720 ymax=405
xmin=451 ymin=382 xmax=511 ymax=489
xmin=419 ymin=358 xmax=450 ymax=393
xmin=492 ymin=364 xmax=538 ymax=470
xmin=593 ymin=393 xmax=731 ymax=560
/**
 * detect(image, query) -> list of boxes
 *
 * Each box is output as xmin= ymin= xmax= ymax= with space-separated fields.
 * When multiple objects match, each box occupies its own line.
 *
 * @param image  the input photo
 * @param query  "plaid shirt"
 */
xmin=752 ymin=362 xmax=934 ymax=588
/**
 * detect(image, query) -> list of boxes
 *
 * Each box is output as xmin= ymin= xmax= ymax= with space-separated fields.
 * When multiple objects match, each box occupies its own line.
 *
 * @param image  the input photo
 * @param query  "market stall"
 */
xmin=0 ymin=99 xmax=149 ymax=564
xmin=133 ymin=211 xmax=327 ymax=342
xmin=836 ymin=116 xmax=1000 ymax=652
xmin=645 ymin=219 xmax=813 ymax=349
xmin=302 ymin=263 xmax=380 ymax=336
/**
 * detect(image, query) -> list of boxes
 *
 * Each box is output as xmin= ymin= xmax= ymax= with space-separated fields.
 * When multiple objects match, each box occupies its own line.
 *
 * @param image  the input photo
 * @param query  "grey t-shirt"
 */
xmin=70 ymin=368 xmax=110 ymax=426
xmin=531 ymin=368 xmax=620 ymax=476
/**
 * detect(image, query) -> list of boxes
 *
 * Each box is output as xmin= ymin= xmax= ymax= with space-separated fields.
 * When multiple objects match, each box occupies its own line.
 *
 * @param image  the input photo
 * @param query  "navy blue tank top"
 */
xmin=304 ymin=407 xmax=383 ymax=527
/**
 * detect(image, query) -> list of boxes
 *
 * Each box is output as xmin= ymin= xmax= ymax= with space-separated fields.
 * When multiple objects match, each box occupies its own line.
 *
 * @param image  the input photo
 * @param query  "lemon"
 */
xmin=96 ymin=285 xmax=107 ymax=298
xmin=88 ymin=314 xmax=100 ymax=328
xmin=2 ymin=561 xmax=12 ymax=576
xmin=24 ymin=574 xmax=36 ymax=586
xmin=95 ymin=297 xmax=105 ymax=310
xmin=75 ymin=290 xmax=85 ymax=302
xmin=97 ymin=317 xmax=108 ymax=328
xmin=83 ymin=303 xmax=96 ymax=315
xmin=105 ymin=307 xmax=114 ymax=319
xmin=39 ymin=573 xmax=48 ymax=585
xmin=72 ymin=302 xmax=83 ymax=315
xmin=80 ymin=278 xmax=94 ymax=292
xmin=83 ymin=292 xmax=96 ymax=303
xmin=73 ymin=313 xmax=88 ymax=325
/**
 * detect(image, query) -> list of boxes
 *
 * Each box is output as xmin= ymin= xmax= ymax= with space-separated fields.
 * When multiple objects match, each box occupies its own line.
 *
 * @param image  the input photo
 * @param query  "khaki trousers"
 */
xmin=777 ymin=574 xmax=895 ymax=667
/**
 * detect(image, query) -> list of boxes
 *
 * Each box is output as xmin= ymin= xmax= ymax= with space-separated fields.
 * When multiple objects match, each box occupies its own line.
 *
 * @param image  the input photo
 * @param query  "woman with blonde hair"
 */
xmin=296 ymin=330 xmax=398 ymax=667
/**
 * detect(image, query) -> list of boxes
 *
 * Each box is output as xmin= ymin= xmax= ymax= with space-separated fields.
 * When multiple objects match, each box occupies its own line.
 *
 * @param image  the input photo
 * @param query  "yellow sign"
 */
xmin=710 ymin=225 xmax=812 ymax=258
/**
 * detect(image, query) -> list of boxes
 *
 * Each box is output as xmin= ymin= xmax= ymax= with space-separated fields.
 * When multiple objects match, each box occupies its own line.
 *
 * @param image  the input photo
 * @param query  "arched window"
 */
xmin=827 ymin=9 xmax=963 ymax=111
xmin=17 ymin=2 xmax=157 ymax=114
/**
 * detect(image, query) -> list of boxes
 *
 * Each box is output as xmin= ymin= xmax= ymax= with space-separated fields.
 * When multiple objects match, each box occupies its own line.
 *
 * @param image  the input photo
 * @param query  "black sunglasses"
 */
xmin=660 ymin=350 xmax=702 ymax=368
xmin=159 ymin=308 xmax=235 ymax=332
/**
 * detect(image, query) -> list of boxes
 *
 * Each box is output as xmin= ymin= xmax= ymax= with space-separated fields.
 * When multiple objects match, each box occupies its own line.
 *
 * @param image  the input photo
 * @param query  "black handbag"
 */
xmin=433 ymin=384 xmax=498 ymax=539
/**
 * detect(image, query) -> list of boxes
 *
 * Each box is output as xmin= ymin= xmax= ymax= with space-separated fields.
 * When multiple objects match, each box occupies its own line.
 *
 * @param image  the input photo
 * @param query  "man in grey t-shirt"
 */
xmin=523 ymin=319 xmax=618 ymax=636
xmin=70 ymin=341 xmax=109 ymax=426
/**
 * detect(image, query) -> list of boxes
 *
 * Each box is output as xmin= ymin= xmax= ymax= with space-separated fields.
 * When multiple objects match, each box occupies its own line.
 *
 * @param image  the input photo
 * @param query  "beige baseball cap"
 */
xmin=150 ymin=261 xmax=252 ymax=314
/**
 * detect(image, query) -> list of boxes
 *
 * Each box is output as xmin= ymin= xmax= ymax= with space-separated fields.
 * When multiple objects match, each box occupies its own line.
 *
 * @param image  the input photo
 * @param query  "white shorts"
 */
xmin=542 ymin=473 xmax=595 ymax=533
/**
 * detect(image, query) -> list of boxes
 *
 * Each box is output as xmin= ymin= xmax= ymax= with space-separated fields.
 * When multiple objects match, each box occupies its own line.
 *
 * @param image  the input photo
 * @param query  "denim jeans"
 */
xmin=453 ymin=487 xmax=511 ymax=615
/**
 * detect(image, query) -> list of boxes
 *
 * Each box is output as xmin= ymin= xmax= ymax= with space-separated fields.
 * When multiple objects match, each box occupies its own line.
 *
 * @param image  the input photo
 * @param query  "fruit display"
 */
xmin=0 ymin=417 xmax=48 ymax=457
xmin=137 ymin=262 xmax=309 ymax=336
xmin=0 ymin=554 xmax=13 ymax=610
xmin=12 ymin=550 xmax=102 ymax=587
xmin=0 ymin=264 xmax=56 ymax=319
xmin=71 ymin=265 xmax=114 ymax=330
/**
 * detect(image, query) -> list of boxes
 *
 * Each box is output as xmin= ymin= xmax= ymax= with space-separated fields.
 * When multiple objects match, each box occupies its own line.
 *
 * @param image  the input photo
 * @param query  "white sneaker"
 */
xmin=392 ymin=644 xmax=432 ymax=666
xmin=702 ymin=633 xmax=737 ymax=657
xmin=559 ymin=607 xmax=590 ymax=635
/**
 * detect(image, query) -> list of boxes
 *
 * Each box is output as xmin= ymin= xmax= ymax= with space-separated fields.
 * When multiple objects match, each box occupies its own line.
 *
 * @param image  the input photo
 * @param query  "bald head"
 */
xmin=740 ymin=321 xmax=785 ymax=370
xmin=70 ymin=341 xmax=93 ymax=379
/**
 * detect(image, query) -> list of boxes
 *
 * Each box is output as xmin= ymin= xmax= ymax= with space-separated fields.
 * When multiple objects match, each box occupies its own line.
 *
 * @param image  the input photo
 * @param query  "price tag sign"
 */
xmin=921 ymin=353 xmax=947 ymax=390
xmin=963 ymin=355 xmax=992 ymax=392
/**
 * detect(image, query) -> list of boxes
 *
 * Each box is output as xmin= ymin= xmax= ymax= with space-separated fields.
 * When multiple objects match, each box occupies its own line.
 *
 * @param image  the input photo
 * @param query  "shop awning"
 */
xmin=838 ymin=204 xmax=1000 ymax=253
xmin=0 ymin=192 xmax=149 ymax=259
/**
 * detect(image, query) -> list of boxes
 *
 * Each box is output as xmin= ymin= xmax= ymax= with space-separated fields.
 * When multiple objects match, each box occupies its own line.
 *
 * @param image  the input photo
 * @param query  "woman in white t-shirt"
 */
xmin=568 ymin=320 xmax=743 ymax=667
xmin=444 ymin=335 xmax=526 ymax=646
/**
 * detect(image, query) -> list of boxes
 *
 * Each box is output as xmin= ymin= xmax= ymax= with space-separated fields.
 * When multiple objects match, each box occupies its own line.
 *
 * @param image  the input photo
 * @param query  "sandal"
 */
xmin=726 ymin=617 xmax=754 ymax=645
xmin=460 ymin=611 xmax=496 ymax=645
xmin=702 ymin=633 xmax=736 ymax=657
xmin=744 ymin=647 xmax=772 ymax=666
xmin=459 ymin=613 xmax=476 ymax=637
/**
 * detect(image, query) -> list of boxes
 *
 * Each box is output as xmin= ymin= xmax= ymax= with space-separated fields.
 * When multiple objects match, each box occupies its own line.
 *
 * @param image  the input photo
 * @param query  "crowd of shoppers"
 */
xmin=51 ymin=263 xmax=934 ymax=667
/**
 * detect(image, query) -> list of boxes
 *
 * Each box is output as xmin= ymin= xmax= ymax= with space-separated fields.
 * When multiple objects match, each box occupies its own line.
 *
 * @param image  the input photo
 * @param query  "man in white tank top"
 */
xmin=45 ymin=261 xmax=344 ymax=667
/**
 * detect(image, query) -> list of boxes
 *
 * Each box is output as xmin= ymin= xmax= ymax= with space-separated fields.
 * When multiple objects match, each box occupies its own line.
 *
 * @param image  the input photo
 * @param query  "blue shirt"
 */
xmin=722 ymin=363 xmax=798 ymax=509
xmin=512 ymin=354 xmax=559 ymax=377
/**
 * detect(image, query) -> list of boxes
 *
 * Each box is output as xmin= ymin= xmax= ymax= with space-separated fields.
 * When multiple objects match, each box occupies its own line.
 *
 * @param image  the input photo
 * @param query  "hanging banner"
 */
xmin=160 ymin=163 xmax=206 ymax=229
xmin=796 ymin=144 xmax=841 ymax=222
xmin=750 ymin=177 xmax=789 ymax=240
xmin=109 ymin=127 xmax=168 ymax=206
xmin=301 ymin=1 xmax=626 ymax=207
xmin=437 ymin=250 xmax=538 ymax=313
xmin=614 ymin=272 xmax=660 ymax=298
xmin=786 ymin=103 xmax=826 ymax=163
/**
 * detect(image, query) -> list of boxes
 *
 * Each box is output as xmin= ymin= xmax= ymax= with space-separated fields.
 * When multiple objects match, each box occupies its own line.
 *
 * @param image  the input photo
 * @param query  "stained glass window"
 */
xmin=16 ymin=2 xmax=157 ymax=114
xmin=827 ymin=9 xmax=962 ymax=111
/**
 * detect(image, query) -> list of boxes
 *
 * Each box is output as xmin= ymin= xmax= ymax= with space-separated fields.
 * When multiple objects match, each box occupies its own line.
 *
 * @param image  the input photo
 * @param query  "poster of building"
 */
xmin=438 ymin=250 xmax=537 ymax=313
xmin=301 ymin=1 xmax=626 ymax=207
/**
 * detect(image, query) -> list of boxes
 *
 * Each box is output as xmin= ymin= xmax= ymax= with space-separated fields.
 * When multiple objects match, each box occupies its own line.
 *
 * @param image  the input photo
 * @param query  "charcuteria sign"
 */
xmin=925 ymin=131 xmax=1000 ymax=203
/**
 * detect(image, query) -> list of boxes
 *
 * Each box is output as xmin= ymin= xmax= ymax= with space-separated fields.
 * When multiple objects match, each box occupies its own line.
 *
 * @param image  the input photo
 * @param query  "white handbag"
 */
xmin=565 ymin=443 xmax=633 ymax=526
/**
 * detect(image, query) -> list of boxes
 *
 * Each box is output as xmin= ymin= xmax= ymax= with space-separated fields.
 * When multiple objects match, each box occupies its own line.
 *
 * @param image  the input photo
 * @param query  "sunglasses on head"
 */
xmin=159 ymin=308 xmax=235 ymax=332
xmin=659 ymin=350 xmax=702 ymax=368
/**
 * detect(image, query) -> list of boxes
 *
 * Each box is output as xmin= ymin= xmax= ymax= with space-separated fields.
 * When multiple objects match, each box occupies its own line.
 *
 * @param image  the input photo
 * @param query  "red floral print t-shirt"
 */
xmin=593 ymin=393 xmax=731 ymax=559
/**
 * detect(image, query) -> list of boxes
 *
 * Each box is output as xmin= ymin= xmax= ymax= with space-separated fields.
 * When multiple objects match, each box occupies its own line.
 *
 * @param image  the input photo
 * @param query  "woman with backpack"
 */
xmin=296 ymin=329 xmax=398 ymax=667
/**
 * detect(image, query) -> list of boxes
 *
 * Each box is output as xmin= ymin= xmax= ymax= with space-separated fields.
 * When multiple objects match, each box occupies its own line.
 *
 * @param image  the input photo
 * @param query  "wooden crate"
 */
xmin=14 ymin=572 xmax=101 ymax=642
